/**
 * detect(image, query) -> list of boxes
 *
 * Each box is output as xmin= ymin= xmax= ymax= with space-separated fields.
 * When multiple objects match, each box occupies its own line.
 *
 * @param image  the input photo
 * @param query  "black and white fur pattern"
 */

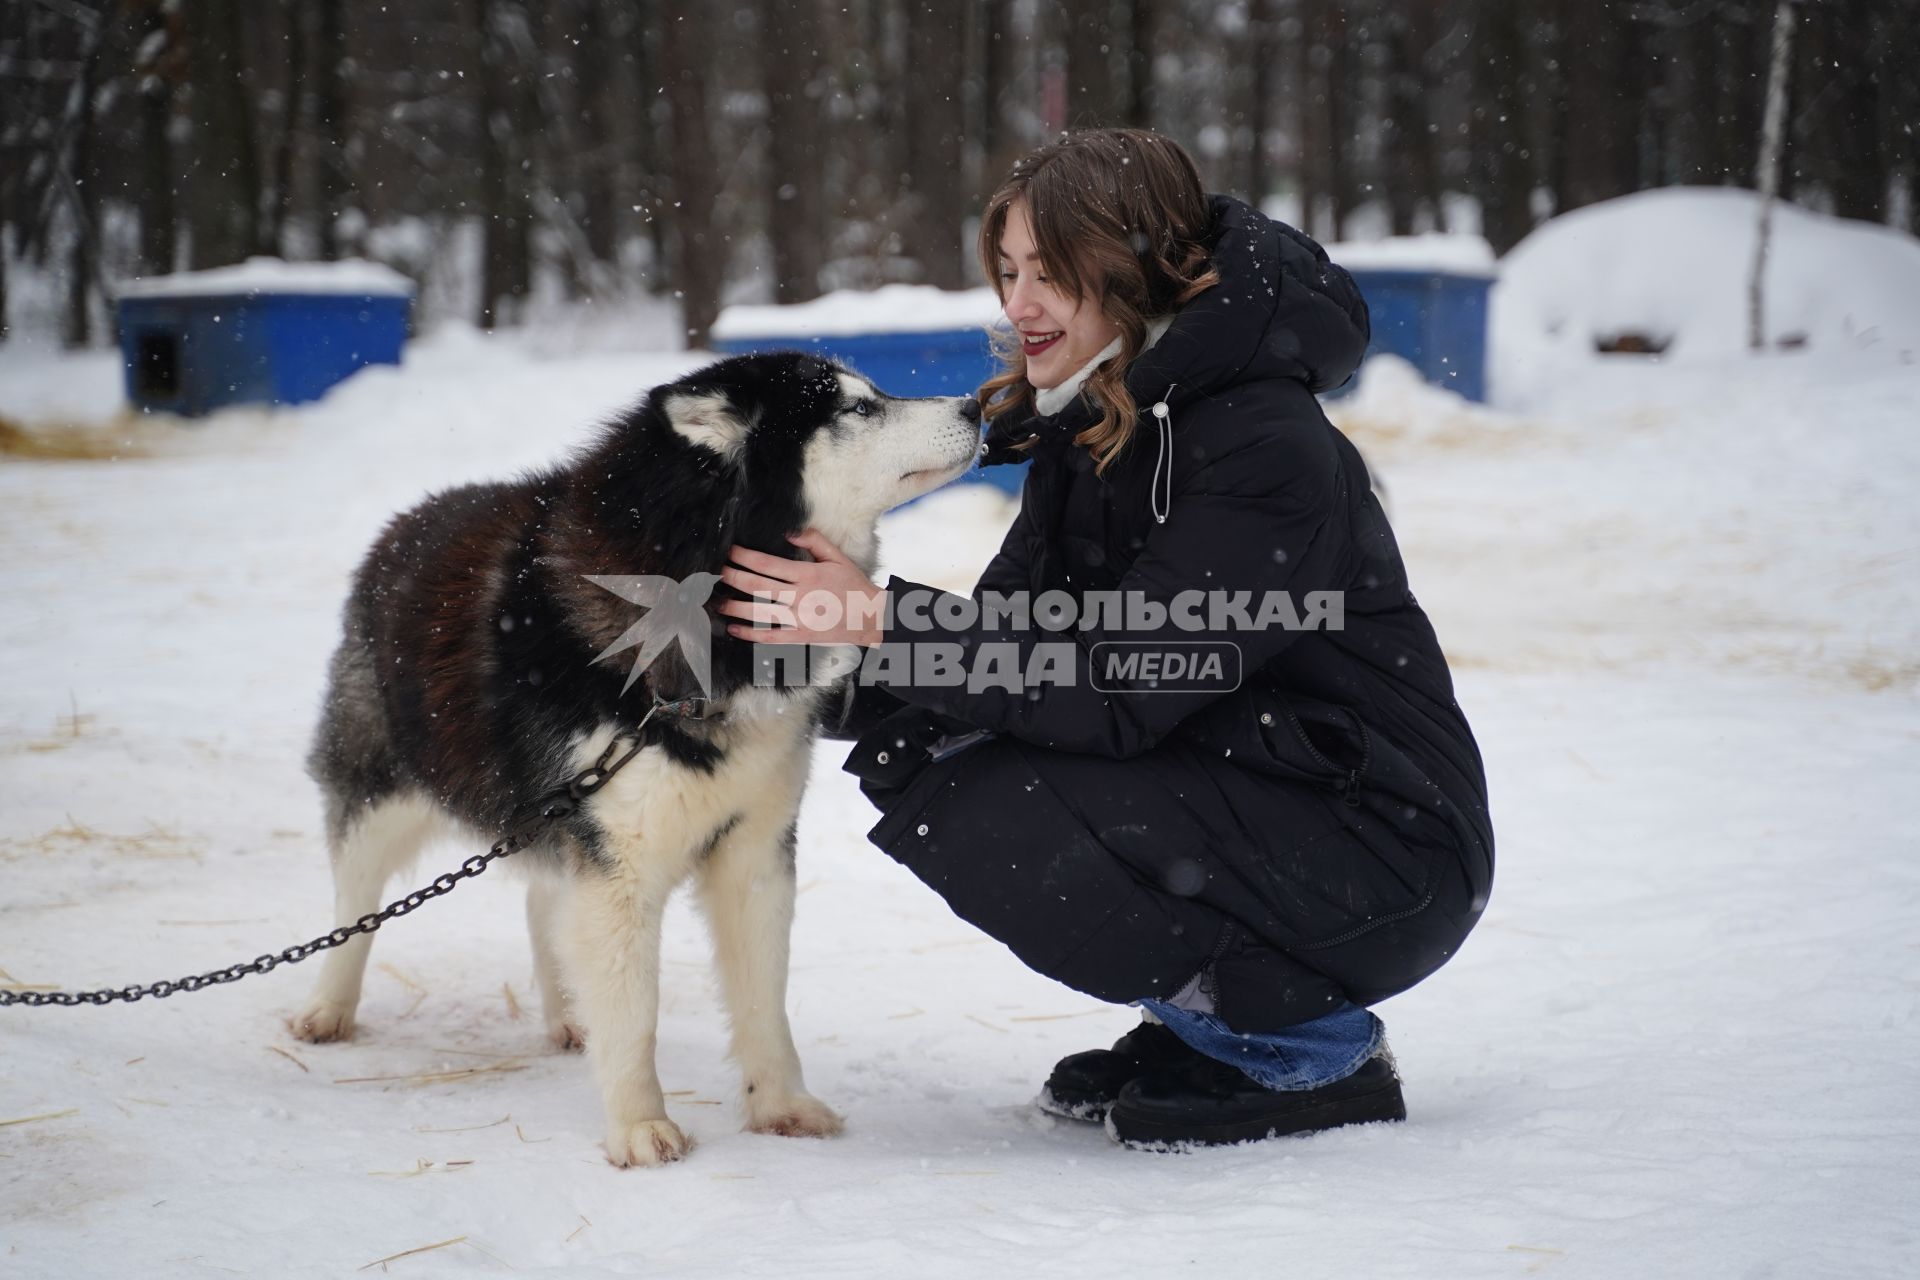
xmin=292 ymin=353 xmax=980 ymax=1166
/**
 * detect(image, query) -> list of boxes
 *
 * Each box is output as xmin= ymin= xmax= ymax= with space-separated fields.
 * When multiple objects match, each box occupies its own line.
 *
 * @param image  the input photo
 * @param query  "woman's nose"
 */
xmin=1003 ymin=279 xmax=1040 ymax=323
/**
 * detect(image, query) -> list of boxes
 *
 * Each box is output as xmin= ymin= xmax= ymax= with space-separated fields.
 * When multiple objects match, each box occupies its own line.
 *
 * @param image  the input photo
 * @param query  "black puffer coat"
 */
xmin=830 ymin=194 xmax=1493 ymax=1032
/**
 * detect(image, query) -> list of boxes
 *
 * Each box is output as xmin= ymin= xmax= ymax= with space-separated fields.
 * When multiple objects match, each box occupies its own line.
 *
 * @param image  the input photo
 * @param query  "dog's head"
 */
xmin=653 ymin=352 xmax=982 ymax=560
xmin=556 ymin=353 xmax=984 ymax=702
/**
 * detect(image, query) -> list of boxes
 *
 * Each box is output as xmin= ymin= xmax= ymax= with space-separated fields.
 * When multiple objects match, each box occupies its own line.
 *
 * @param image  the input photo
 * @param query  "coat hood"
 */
xmin=980 ymin=193 xmax=1371 ymax=469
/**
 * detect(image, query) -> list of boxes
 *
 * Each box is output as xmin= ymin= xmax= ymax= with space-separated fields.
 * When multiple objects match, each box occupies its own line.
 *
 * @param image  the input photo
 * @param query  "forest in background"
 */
xmin=2 ymin=0 xmax=1914 ymax=349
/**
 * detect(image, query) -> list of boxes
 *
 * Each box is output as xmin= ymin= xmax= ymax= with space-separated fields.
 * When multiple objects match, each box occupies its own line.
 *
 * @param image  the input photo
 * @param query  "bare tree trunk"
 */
xmin=1712 ymin=1 xmax=1763 ymax=188
xmin=866 ymin=0 xmax=911 ymax=211
xmin=1245 ymin=0 xmax=1277 ymax=206
xmin=1749 ymin=0 xmax=1796 ymax=350
xmin=1065 ymin=0 xmax=1119 ymax=127
xmin=1316 ymin=0 xmax=1354 ymax=238
xmin=1865 ymin=1 xmax=1905 ymax=228
xmin=314 ymin=0 xmax=352 ymax=259
xmin=1038 ymin=10 xmax=1067 ymax=135
xmin=1812 ymin=0 xmax=1882 ymax=221
xmin=1655 ymin=0 xmax=1706 ymax=184
xmin=135 ymin=0 xmax=178 ymax=274
xmin=660 ymin=0 xmax=725 ymax=344
xmin=1383 ymin=0 xmax=1438 ymax=234
xmin=761 ymin=0 xmax=827 ymax=303
xmin=1541 ymin=0 xmax=1570 ymax=213
xmin=185 ymin=0 xmax=263 ymax=268
xmin=269 ymin=0 xmax=306 ymax=256
xmin=477 ymin=0 xmax=533 ymax=328
xmin=1126 ymin=0 xmax=1156 ymax=128
xmin=1292 ymin=0 xmax=1321 ymax=236
xmin=821 ymin=0 xmax=897 ymax=284
xmin=1893 ymin=0 xmax=1920 ymax=235
xmin=62 ymin=28 xmax=103 ymax=348
xmin=576 ymin=0 xmax=619 ymax=270
xmin=1624 ymin=8 xmax=1656 ymax=191
xmin=623 ymin=0 xmax=670 ymax=291
xmin=982 ymin=0 xmax=1016 ymax=171
xmin=1561 ymin=0 xmax=1638 ymax=211
xmin=1472 ymin=0 xmax=1534 ymax=254
xmin=530 ymin=0 xmax=593 ymax=299
xmin=903 ymin=1 xmax=968 ymax=289
xmin=978 ymin=0 xmax=1022 ymax=208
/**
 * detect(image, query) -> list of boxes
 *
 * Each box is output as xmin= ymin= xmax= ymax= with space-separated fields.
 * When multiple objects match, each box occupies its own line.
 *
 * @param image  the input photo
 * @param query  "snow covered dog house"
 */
xmin=1325 ymin=237 xmax=1497 ymax=403
xmin=116 ymin=258 xmax=414 ymax=418
xmin=712 ymin=284 xmax=1021 ymax=496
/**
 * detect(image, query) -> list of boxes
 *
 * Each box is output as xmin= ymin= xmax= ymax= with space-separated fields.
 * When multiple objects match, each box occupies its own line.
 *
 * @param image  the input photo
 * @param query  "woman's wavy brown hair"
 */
xmin=976 ymin=128 xmax=1220 ymax=477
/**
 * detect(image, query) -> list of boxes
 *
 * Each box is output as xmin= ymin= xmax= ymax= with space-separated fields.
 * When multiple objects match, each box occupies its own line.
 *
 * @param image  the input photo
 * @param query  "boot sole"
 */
xmin=1036 ymin=1086 xmax=1113 ymax=1124
xmin=1105 ymin=1080 xmax=1407 ymax=1150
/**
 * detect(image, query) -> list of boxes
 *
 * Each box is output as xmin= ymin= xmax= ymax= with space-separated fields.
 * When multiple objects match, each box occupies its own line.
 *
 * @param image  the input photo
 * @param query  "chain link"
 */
xmin=0 ymin=695 xmax=708 ymax=1010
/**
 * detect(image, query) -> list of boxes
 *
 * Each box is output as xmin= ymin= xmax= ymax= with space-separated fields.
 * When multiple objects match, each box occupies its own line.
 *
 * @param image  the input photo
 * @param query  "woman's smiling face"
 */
xmin=996 ymin=200 xmax=1121 ymax=391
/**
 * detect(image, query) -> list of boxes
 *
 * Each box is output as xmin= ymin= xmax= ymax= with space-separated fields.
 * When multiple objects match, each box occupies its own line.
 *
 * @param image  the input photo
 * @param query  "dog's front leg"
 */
xmin=526 ymin=874 xmax=585 ymax=1052
xmin=697 ymin=814 xmax=845 ymax=1139
xmin=558 ymin=868 xmax=691 ymax=1167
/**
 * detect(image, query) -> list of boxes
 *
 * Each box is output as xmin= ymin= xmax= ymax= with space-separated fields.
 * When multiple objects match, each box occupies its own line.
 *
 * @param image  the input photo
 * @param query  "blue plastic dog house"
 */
xmin=712 ymin=285 xmax=1022 ymax=495
xmin=116 ymin=258 xmax=413 ymax=418
xmin=1325 ymin=240 xmax=1496 ymax=402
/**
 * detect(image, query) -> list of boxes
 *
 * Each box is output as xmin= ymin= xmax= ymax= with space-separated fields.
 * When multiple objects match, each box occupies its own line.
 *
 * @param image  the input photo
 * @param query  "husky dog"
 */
xmin=293 ymin=352 xmax=981 ymax=1167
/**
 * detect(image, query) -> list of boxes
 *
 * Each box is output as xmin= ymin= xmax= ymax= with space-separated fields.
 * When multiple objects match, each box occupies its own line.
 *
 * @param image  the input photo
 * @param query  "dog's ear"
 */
xmin=662 ymin=390 xmax=753 ymax=460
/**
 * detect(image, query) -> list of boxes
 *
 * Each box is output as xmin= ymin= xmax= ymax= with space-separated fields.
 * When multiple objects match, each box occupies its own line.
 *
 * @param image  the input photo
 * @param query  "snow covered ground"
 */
xmin=2 ymin=289 xmax=1917 ymax=1277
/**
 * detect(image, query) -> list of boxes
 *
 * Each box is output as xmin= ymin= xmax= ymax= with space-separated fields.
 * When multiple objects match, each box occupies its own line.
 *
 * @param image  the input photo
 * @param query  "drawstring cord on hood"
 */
xmin=1150 ymin=384 xmax=1177 ymax=525
xmin=1004 ymin=317 xmax=1179 ymax=524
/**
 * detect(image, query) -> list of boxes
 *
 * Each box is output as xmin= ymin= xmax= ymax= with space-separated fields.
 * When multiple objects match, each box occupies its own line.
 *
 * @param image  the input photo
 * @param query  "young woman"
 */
xmin=718 ymin=128 xmax=1494 ymax=1150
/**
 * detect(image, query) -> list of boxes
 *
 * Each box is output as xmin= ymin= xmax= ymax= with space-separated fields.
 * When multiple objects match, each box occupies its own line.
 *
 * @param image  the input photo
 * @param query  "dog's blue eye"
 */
xmin=852 ymin=400 xmax=873 ymax=417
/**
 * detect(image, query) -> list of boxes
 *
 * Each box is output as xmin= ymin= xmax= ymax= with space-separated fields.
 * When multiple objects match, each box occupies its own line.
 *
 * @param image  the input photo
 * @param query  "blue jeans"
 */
xmin=1136 ymin=997 xmax=1384 ymax=1092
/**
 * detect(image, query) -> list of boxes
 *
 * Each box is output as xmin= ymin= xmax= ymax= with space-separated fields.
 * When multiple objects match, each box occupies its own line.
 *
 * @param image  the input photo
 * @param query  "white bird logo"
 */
xmin=583 ymin=572 xmax=723 ymax=697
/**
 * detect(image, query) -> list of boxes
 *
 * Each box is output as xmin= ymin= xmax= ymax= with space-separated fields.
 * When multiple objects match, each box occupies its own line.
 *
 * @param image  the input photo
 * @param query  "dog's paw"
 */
xmin=605 ymin=1118 xmax=694 ymax=1168
xmin=289 ymin=1001 xmax=356 ymax=1043
xmin=747 ymin=1094 xmax=846 ymax=1139
xmin=547 ymin=1021 xmax=587 ymax=1053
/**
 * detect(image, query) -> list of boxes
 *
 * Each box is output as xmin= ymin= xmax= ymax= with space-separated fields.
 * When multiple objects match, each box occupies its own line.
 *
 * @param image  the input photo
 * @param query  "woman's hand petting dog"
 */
xmin=720 ymin=528 xmax=887 ymax=647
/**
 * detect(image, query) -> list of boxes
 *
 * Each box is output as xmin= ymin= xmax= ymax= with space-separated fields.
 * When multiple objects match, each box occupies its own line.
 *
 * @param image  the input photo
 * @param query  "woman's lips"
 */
xmin=1022 ymin=331 xmax=1063 ymax=358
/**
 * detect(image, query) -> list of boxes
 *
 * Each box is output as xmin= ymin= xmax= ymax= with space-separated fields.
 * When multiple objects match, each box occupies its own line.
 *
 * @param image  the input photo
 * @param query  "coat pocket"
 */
xmin=1265 ymin=695 xmax=1373 ymax=807
xmin=1177 ymin=687 xmax=1372 ymax=799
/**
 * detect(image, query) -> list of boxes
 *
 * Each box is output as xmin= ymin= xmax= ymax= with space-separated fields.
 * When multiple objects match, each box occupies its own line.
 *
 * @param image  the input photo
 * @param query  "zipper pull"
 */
xmin=1342 ymin=769 xmax=1362 ymax=807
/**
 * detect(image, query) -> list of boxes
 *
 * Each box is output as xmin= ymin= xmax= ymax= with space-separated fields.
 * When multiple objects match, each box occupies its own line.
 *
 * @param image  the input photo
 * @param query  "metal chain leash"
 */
xmin=0 ymin=695 xmax=709 ymax=1010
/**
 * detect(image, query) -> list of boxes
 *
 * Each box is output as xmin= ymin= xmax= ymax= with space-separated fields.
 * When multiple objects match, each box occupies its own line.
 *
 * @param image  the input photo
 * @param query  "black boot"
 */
xmin=1038 ymin=1019 xmax=1211 ymax=1122
xmin=1105 ymin=1047 xmax=1406 ymax=1149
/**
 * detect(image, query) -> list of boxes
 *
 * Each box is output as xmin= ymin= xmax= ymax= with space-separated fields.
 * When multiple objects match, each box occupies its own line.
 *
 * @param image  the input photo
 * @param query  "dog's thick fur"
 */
xmin=292 ymin=353 xmax=979 ymax=1166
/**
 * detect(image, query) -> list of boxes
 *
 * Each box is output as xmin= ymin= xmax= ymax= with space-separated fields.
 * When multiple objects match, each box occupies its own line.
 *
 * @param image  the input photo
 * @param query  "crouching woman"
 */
xmin=720 ymin=128 xmax=1493 ymax=1150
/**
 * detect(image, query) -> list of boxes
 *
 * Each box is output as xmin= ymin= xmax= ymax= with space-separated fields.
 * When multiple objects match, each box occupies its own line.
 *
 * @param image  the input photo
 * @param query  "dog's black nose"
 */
xmin=958 ymin=396 xmax=982 ymax=424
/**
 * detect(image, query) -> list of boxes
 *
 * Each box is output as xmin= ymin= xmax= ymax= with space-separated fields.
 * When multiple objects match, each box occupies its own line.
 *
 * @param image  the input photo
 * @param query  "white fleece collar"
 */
xmin=1032 ymin=314 xmax=1175 ymax=417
